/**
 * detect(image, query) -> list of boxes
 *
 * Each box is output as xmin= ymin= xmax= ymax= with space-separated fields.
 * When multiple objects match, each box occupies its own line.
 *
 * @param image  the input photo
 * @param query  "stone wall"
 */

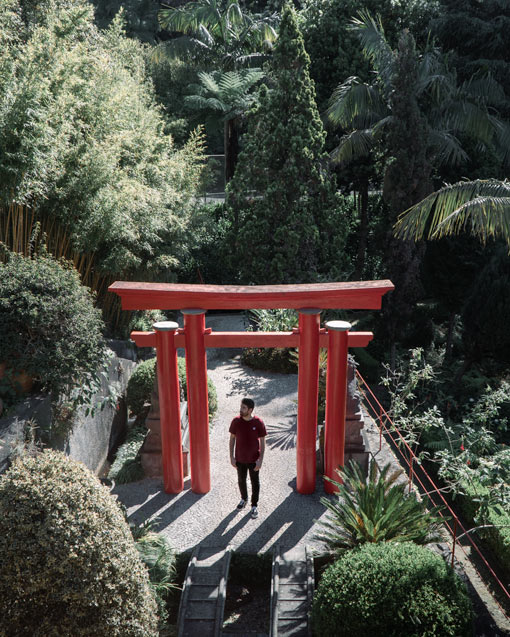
xmin=0 ymin=340 xmax=136 ymax=475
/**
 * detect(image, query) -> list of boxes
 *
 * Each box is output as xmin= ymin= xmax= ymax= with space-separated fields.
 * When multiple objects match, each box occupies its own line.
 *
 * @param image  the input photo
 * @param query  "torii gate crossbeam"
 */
xmin=109 ymin=281 xmax=393 ymax=495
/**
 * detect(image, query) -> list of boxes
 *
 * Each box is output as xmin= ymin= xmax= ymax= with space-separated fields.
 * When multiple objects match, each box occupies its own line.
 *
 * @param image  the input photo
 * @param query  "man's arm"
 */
xmin=229 ymin=433 xmax=237 ymax=468
xmin=255 ymin=437 xmax=265 ymax=471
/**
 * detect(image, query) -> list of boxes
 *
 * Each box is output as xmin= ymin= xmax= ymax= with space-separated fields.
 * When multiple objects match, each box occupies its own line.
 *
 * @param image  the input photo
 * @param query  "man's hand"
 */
xmin=231 ymin=456 xmax=237 ymax=468
xmin=254 ymin=458 xmax=262 ymax=471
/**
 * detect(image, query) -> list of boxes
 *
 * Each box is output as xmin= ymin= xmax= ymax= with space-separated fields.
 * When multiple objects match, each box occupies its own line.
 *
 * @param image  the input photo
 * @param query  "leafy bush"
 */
xmin=127 ymin=356 xmax=217 ymax=418
xmin=0 ymin=449 xmax=158 ymax=636
xmin=312 ymin=542 xmax=473 ymax=637
xmin=0 ymin=251 xmax=106 ymax=402
xmin=455 ymin=472 xmax=510 ymax=576
xmin=316 ymin=461 xmax=443 ymax=556
xmin=0 ymin=3 xmax=205 ymax=279
xmin=241 ymin=309 xmax=299 ymax=374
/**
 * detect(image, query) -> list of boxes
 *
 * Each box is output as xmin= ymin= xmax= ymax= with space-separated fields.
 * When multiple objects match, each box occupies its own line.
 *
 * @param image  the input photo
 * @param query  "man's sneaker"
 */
xmin=237 ymin=499 xmax=247 ymax=510
xmin=250 ymin=506 xmax=258 ymax=519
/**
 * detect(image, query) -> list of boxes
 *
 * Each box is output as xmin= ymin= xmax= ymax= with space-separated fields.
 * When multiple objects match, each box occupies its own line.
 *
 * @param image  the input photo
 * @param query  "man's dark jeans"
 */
xmin=236 ymin=461 xmax=260 ymax=506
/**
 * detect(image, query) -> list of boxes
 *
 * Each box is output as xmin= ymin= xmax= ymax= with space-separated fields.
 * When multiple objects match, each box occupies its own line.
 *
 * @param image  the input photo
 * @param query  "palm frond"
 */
xmin=184 ymin=94 xmax=226 ymax=112
xmin=428 ymin=130 xmax=468 ymax=166
xmin=326 ymin=77 xmax=385 ymax=129
xmin=330 ymin=129 xmax=374 ymax=165
xmin=151 ymin=36 xmax=211 ymax=63
xmin=442 ymin=101 xmax=495 ymax=145
xmin=197 ymin=70 xmax=220 ymax=93
xmin=350 ymin=10 xmax=394 ymax=88
xmin=489 ymin=115 xmax=510 ymax=166
xmin=394 ymin=179 xmax=510 ymax=246
xmin=461 ymin=73 xmax=505 ymax=107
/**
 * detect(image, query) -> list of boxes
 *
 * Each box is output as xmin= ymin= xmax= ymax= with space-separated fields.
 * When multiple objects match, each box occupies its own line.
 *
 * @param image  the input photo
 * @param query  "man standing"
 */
xmin=229 ymin=397 xmax=266 ymax=519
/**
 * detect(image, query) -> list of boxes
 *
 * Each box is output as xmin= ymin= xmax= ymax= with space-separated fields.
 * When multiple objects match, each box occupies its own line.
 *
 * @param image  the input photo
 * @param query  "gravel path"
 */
xmin=113 ymin=313 xmax=331 ymax=554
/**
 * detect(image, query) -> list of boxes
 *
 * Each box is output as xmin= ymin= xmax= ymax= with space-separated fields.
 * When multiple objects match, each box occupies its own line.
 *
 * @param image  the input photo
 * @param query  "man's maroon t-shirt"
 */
xmin=229 ymin=416 xmax=267 ymax=463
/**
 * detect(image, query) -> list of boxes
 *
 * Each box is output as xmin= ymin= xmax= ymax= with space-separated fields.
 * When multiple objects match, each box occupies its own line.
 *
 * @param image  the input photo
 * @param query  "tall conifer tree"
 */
xmin=226 ymin=2 xmax=348 ymax=285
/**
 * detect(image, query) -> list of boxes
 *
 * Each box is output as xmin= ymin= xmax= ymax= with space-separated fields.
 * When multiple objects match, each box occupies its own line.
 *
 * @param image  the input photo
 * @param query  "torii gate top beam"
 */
xmin=109 ymin=280 xmax=394 ymax=310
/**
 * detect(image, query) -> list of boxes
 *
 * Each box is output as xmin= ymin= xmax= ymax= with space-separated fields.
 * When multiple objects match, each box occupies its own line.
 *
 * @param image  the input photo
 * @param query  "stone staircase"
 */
xmin=177 ymin=545 xmax=232 ymax=637
xmin=270 ymin=545 xmax=314 ymax=637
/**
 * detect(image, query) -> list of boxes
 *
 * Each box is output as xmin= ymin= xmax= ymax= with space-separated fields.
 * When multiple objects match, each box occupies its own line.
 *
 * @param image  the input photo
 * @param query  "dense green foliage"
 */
xmin=0 ymin=450 xmax=159 ymax=636
xmin=0 ymin=0 xmax=205 ymax=278
xmin=431 ymin=0 xmax=510 ymax=104
xmin=316 ymin=460 xmax=443 ymax=556
xmin=0 ymin=250 xmax=106 ymax=400
xmin=157 ymin=0 xmax=277 ymax=70
xmin=312 ymin=542 xmax=473 ymax=637
xmin=127 ymin=356 xmax=218 ymax=417
xmin=300 ymin=0 xmax=437 ymax=110
xmin=226 ymin=3 xmax=350 ymax=284
xmin=108 ymin=426 xmax=147 ymax=483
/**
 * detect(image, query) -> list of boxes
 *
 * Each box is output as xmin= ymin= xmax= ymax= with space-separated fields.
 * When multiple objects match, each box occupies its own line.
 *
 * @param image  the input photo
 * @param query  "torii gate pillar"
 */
xmin=182 ymin=309 xmax=211 ymax=494
xmin=297 ymin=309 xmax=321 ymax=494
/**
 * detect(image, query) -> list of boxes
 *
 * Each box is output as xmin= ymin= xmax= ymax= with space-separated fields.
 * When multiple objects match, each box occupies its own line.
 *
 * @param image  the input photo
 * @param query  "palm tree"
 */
xmin=184 ymin=68 xmax=264 ymax=181
xmin=394 ymin=179 xmax=510 ymax=247
xmin=326 ymin=12 xmax=509 ymax=173
xmin=156 ymin=0 xmax=277 ymax=70
xmin=325 ymin=11 xmax=510 ymax=362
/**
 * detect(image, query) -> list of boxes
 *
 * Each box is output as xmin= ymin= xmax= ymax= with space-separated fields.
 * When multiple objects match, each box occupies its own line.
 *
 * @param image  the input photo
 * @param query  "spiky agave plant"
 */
xmin=316 ymin=460 xmax=444 ymax=556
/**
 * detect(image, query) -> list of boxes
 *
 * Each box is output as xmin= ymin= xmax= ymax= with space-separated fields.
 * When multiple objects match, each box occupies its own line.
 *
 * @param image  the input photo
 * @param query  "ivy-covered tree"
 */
xmin=225 ymin=2 xmax=350 ymax=284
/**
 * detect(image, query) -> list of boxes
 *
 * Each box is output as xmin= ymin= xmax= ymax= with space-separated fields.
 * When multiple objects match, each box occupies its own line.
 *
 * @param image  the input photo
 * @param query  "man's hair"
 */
xmin=241 ymin=397 xmax=255 ymax=410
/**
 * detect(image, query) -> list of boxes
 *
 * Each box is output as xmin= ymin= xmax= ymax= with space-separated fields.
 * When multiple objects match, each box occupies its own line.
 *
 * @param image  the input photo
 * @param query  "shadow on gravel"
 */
xmin=234 ymin=480 xmax=327 ymax=553
xmin=225 ymin=368 xmax=297 ymax=408
xmin=190 ymin=510 xmax=252 ymax=550
xmin=266 ymin=415 xmax=297 ymax=450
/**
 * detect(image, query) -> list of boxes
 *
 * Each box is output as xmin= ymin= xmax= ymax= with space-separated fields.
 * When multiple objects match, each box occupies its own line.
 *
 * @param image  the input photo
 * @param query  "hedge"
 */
xmin=312 ymin=541 xmax=473 ymax=637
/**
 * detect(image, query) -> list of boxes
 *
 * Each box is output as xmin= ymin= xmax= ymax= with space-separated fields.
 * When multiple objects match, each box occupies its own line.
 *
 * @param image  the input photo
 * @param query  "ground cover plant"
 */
xmin=0 ymin=449 xmax=159 ymax=636
xmin=312 ymin=541 xmax=473 ymax=636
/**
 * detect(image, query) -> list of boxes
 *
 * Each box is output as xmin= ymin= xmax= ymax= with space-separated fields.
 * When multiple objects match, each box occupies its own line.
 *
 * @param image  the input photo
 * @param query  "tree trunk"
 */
xmin=445 ymin=311 xmax=456 ymax=362
xmin=224 ymin=118 xmax=239 ymax=185
xmin=353 ymin=179 xmax=369 ymax=280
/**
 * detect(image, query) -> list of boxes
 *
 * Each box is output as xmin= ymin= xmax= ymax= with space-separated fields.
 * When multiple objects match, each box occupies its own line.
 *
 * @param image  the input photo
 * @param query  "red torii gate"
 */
xmin=109 ymin=281 xmax=393 ymax=495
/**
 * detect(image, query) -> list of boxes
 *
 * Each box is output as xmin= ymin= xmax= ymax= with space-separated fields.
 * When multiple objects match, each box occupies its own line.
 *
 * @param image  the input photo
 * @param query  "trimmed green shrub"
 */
xmin=0 ymin=251 xmax=107 ymax=402
xmin=0 ymin=450 xmax=159 ymax=636
xmin=312 ymin=542 xmax=473 ymax=637
xmin=127 ymin=356 xmax=218 ymax=418
xmin=242 ymin=347 xmax=297 ymax=374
